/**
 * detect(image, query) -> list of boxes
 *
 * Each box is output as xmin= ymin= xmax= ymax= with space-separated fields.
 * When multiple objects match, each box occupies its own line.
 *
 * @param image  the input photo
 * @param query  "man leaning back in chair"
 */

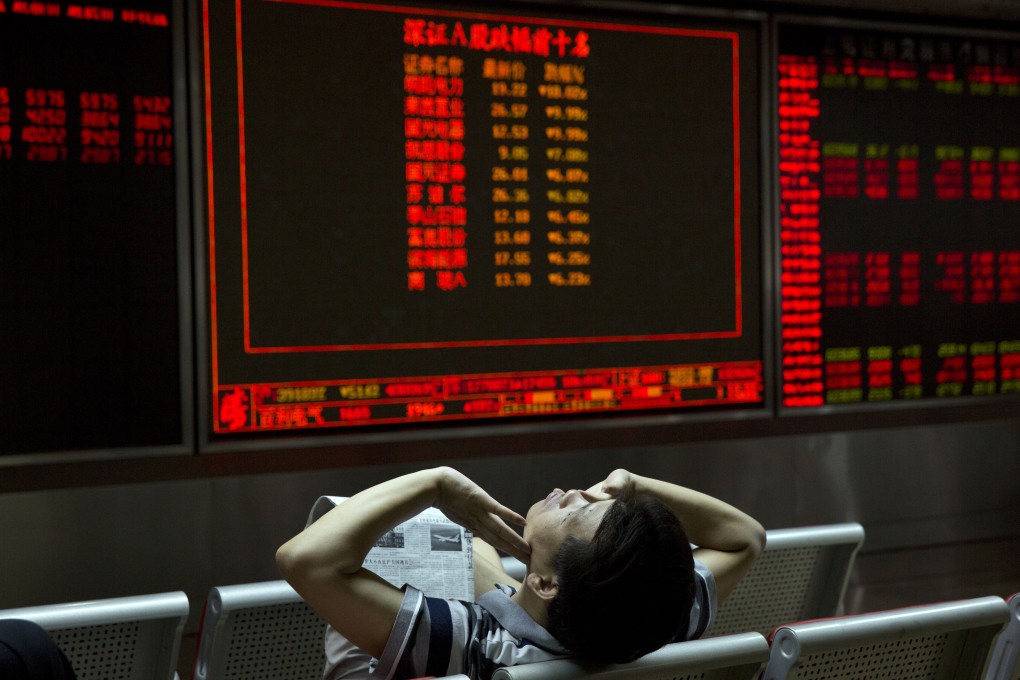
xmin=276 ymin=466 xmax=765 ymax=680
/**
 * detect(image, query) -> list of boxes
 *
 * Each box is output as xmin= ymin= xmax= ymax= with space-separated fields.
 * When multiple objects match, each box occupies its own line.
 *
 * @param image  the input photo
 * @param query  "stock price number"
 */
xmin=494 ymin=229 xmax=531 ymax=245
xmin=493 ymin=209 xmax=531 ymax=224
xmin=492 ymin=166 xmax=529 ymax=182
xmin=492 ymin=124 xmax=528 ymax=140
xmin=492 ymin=187 xmax=530 ymax=203
xmin=491 ymin=102 xmax=528 ymax=118
xmin=495 ymin=271 xmax=532 ymax=287
xmin=494 ymin=250 xmax=531 ymax=266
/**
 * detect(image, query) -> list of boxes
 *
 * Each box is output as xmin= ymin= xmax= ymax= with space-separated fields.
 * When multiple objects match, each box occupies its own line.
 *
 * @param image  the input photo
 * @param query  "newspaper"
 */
xmin=306 ymin=496 xmax=473 ymax=600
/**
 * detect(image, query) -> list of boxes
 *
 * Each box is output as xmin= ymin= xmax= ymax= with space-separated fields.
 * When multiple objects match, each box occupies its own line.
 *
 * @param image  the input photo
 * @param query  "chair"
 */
xmin=760 ymin=595 xmax=1009 ymax=680
xmin=0 ymin=590 xmax=189 ymax=680
xmin=707 ymin=522 xmax=865 ymax=637
xmin=501 ymin=555 xmax=526 ymax=581
xmin=192 ymin=579 xmax=326 ymax=680
xmin=985 ymin=592 xmax=1020 ymax=680
xmin=489 ymin=632 xmax=769 ymax=680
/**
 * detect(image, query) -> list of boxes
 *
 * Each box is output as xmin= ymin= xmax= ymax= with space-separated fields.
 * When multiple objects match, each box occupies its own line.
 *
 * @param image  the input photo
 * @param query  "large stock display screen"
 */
xmin=202 ymin=1 xmax=763 ymax=434
xmin=0 ymin=2 xmax=181 ymax=455
xmin=778 ymin=22 xmax=1020 ymax=409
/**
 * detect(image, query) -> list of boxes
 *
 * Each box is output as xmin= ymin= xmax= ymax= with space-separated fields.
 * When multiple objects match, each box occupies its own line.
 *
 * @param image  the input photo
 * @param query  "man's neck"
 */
xmin=510 ymin=581 xmax=549 ymax=627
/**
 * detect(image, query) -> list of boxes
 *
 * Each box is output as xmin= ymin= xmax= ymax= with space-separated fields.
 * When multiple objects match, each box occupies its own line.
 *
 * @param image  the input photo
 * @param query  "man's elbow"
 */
xmin=732 ymin=520 xmax=765 ymax=580
xmin=275 ymin=540 xmax=304 ymax=584
xmin=710 ymin=520 xmax=767 ymax=604
xmin=728 ymin=518 xmax=766 ymax=574
xmin=276 ymin=538 xmax=327 ymax=590
xmin=746 ymin=519 xmax=766 ymax=559
xmin=276 ymin=538 xmax=358 ymax=594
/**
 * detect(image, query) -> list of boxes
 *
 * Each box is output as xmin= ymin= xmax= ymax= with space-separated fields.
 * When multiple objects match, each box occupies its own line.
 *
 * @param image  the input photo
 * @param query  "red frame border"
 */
xmin=214 ymin=358 xmax=764 ymax=432
xmin=206 ymin=0 xmax=746 ymax=354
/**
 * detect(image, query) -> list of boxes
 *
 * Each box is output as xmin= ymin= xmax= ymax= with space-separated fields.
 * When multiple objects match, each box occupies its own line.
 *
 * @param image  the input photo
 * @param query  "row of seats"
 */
xmin=0 ymin=522 xmax=1015 ymax=679
xmin=197 ymin=521 xmax=866 ymax=678
xmin=486 ymin=593 xmax=1019 ymax=680
xmin=0 ymin=590 xmax=189 ymax=680
xmin=3 ymin=588 xmax=1017 ymax=680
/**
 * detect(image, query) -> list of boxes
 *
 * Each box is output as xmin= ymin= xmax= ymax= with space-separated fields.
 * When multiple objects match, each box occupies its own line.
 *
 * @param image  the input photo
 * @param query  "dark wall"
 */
xmin=1 ymin=417 xmax=1017 ymax=620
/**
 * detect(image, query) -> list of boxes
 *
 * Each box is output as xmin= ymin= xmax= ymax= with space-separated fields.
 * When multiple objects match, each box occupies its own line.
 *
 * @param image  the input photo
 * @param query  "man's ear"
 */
xmin=525 ymin=571 xmax=559 ymax=603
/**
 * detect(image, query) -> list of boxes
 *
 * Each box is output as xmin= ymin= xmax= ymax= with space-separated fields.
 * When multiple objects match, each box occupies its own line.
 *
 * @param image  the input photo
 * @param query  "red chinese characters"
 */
xmin=778 ymin=54 xmax=824 ymax=407
xmin=10 ymin=2 xmax=61 ymax=17
xmin=404 ymin=52 xmax=467 ymax=291
xmin=403 ymin=19 xmax=589 ymax=59
xmin=0 ymin=87 xmax=11 ymax=160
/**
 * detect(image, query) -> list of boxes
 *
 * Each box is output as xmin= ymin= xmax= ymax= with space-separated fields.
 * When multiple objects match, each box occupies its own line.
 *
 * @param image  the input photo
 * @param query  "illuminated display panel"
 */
xmin=778 ymin=22 xmax=1020 ymax=409
xmin=202 ymin=0 xmax=763 ymax=434
xmin=0 ymin=2 xmax=182 ymax=455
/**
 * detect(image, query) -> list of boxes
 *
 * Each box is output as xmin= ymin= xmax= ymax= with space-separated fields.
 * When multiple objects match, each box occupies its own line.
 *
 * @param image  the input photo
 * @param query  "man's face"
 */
xmin=523 ymin=488 xmax=614 ymax=567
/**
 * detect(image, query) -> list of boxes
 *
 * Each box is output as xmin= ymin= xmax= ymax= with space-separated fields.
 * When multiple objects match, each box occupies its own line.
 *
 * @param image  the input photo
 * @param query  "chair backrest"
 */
xmin=490 ymin=632 xmax=770 ymax=680
xmin=761 ymin=595 xmax=1010 ymax=680
xmin=707 ymin=522 xmax=865 ymax=637
xmin=192 ymin=579 xmax=326 ymax=680
xmin=985 ymin=592 xmax=1020 ymax=680
xmin=0 ymin=591 xmax=189 ymax=680
xmin=501 ymin=555 xmax=526 ymax=581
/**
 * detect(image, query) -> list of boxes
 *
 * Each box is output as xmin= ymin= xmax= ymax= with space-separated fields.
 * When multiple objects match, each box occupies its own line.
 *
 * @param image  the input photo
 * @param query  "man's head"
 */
xmin=522 ymin=487 xmax=695 ymax=665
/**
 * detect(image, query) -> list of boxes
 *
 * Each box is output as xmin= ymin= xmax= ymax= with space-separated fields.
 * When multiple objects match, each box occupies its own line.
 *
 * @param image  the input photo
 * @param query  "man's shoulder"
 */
xmin=416 ymin=590 xmax=565 ymax=677
xmin=687 ymin=558 xmax=718 ymax=640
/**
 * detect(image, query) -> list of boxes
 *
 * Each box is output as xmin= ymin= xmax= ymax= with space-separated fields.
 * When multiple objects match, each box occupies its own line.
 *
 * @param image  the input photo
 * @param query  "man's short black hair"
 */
xmin=545 ymin=490 xmax=695 ymax=664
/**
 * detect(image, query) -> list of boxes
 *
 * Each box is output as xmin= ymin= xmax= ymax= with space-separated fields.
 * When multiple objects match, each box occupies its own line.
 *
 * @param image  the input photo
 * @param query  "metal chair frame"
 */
xmin=489 ymin=632 xmax=770 ymax=680
xmin=191 ymin=579 xmax=326 ymax=680
xmin=708 ymin=522 xmax=865 ymax=637
xmin=0 ymin=591 xmax=189 ymax=680
xmin=985 ymin=592 xmax=1020 ymax=680
xmin=761 ymin=596 xmax=1010 ymax=680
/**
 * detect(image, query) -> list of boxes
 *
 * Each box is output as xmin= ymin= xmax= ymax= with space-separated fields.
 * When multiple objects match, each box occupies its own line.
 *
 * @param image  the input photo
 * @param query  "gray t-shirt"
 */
xmin=324 ymin=559 xmax=717 ymax=680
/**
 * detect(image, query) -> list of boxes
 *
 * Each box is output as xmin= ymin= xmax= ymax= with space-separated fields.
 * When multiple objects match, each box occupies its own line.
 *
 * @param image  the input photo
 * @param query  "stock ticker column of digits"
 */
xmin=1 ymin=2 xmax=181 ymax=452
xmin=0 ymin=4 xmax=172 ymax=166
xmin=402 ymin=17 xmax=591 ymax=294
xmin=779 ymin=27 xmax=1020 ymax=408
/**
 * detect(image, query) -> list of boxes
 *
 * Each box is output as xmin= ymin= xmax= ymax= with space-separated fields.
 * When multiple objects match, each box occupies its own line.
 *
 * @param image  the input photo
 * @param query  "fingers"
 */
xmin=488 ymin=501 xmax=526 ymax=528
xmin=438 ymin=498 xmax=529 ymax=560
xmin=587 ymin=469 xmax=631 ymax=496
xmin=434 ymin=467 xmax=530 ymax=559
xmin=601 ymin=468 xmax=634 ymax=496
xmin=583 ymin=488 xmax=613 ymax=502
xmin=500 ymin=538 xmax=531 ymax=564
xmin=481 ymin=505 xmax=530 ymax=557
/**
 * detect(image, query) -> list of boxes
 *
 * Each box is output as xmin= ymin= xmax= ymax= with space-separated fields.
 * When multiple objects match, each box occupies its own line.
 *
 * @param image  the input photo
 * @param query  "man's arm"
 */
xmin=589 ymin=470 xmax=765 ymax=602
xmin=276 ymin=467 xmax=528 ymax=658
xmin=472 ymin=537 xmax=521 ymax=598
